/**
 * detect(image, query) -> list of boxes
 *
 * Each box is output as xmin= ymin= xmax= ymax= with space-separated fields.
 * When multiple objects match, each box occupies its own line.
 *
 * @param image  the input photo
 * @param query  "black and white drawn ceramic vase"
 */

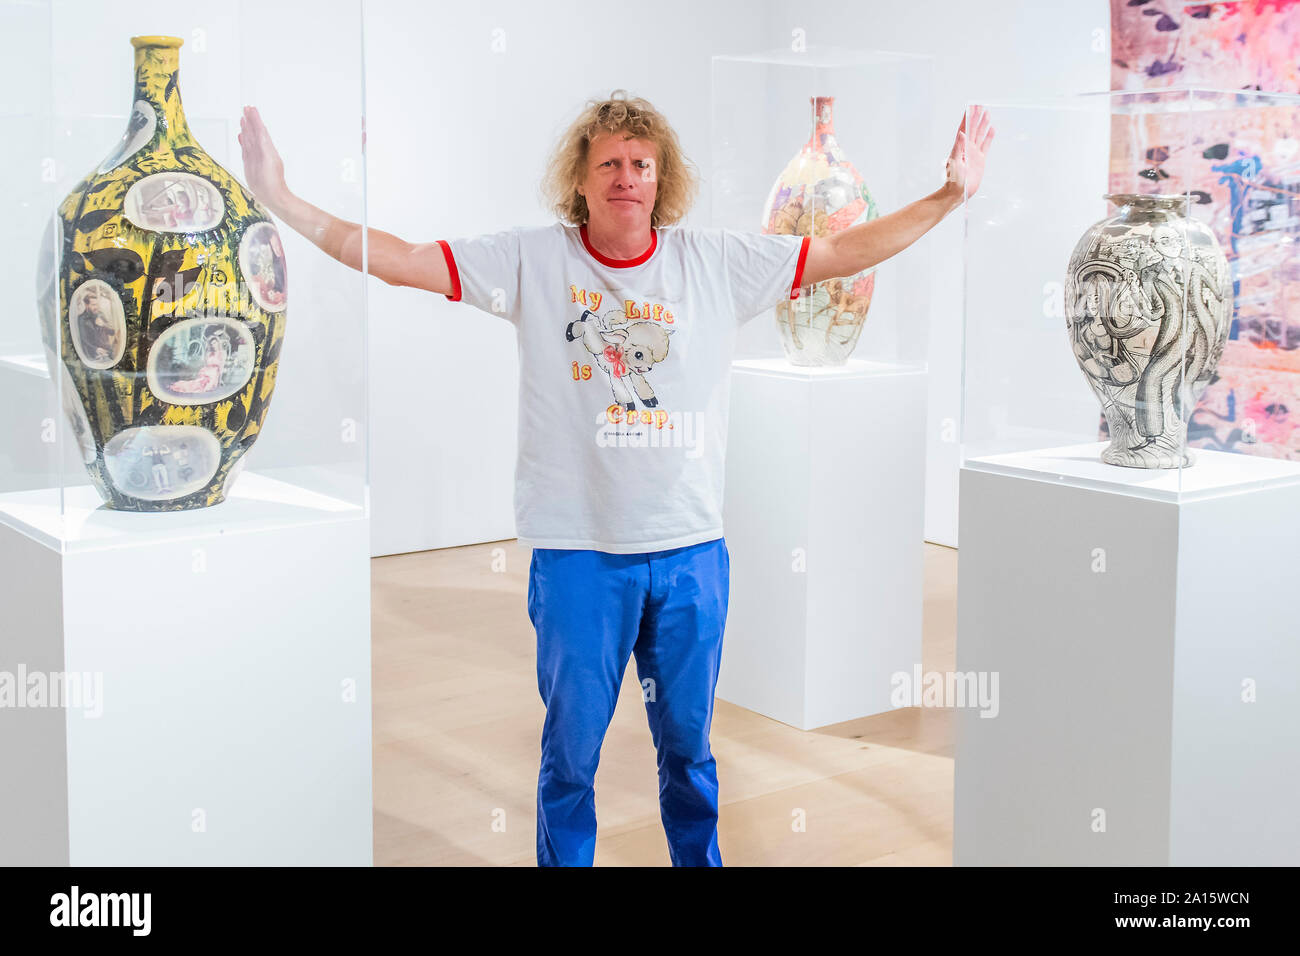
xmin=1064 ymin=194 xmax=1230 ymax=469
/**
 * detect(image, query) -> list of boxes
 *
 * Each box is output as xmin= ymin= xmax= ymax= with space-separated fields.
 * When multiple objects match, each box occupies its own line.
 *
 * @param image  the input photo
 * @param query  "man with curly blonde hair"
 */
xmin=239 ymin=91 xmax=993 ymax=867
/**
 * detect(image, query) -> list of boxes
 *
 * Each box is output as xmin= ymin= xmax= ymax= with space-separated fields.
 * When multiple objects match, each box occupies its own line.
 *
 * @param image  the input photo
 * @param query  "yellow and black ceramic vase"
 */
xmin=43 ymin=35 xmax=287 ymax=511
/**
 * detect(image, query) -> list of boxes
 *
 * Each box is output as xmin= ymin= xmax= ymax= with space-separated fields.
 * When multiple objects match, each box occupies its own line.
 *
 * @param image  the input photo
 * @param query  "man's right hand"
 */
xmin=236 ymin=105 xmax=453 ymax=296
xmin=238 ymin=105 xmax=290 ymax=213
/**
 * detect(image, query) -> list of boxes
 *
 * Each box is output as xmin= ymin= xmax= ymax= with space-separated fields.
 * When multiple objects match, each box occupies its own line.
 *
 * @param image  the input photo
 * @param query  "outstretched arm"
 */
xmin=237 ymin=105 xmax=452 ymax=294
xmin=800 ymin=105 xmax=995 ymax=287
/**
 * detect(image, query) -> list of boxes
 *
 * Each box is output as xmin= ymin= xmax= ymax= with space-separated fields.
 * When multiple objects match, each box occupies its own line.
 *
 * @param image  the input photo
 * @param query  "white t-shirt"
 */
xmin=437 ymin=221 xmax=810 ymax=553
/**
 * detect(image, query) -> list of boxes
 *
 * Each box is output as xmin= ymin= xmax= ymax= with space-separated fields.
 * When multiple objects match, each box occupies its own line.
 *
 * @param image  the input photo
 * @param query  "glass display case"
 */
xmin=961 ymin=87 xmax=1300 ymax=499
xmin=709 ymin=48 xmax=934 ymax=727
xmin=711 ymin=47 xmax=935 ymax=371
xmin=0 ymin=0 xmax=367 ymax=551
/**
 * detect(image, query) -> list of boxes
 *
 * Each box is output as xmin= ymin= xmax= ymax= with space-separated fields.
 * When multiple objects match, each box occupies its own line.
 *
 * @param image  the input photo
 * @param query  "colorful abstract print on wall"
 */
xmin=1110 ymin=0 xmax=1300 ymax=459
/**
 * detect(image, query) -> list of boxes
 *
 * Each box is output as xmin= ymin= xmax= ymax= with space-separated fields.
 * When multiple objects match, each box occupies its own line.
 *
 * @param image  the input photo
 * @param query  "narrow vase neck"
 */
xmin=808 ymin=96 xmax=838 ymax=149
xmin=130 ymin=36 xmax=195 ymax=147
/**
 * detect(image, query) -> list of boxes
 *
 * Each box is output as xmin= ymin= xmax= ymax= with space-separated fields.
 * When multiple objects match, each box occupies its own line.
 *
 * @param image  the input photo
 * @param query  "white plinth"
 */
xmin=0 ymin=475 xmax=372 ymax=866
xmin=954 ymin=444 xmax=1300 ymax=865
xmin=718 ymin=358 xmax=927 ymax=730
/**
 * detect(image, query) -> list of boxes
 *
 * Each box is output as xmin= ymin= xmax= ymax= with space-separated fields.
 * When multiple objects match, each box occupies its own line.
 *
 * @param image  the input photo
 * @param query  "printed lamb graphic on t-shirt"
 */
xmin=565 ymin=308 xmax=672 ymax=412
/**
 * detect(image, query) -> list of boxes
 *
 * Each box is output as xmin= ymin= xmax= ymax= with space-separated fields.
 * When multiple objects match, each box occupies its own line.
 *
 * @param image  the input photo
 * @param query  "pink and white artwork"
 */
xmin=1110 ymin=0 xmax=1300 ymax=460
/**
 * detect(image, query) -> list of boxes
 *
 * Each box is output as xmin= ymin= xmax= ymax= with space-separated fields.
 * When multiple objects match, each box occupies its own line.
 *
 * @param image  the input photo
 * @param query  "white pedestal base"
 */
xmin=954 ymin=444 xmax=1300 ymax=865
xmin=0 ymin=476 xmax=372 ymax=865
xmin=718 ymin=358 xmax=926 ymax=730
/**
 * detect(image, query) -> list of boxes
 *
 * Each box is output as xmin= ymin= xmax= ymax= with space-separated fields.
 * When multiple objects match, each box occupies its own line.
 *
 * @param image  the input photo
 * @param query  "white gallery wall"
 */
xmin=363 ymin=0 xmax=1110 ymax=555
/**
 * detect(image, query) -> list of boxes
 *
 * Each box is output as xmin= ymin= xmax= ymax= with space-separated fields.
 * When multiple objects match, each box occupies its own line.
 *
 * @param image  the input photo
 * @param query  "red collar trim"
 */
xmin=579 ymin=224 xmax=658 ymax=268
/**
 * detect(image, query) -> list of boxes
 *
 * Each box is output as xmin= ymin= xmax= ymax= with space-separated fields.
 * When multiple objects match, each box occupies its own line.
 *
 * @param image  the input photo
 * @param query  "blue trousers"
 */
xmin=527 ymin=537 xmax=730 ymax=867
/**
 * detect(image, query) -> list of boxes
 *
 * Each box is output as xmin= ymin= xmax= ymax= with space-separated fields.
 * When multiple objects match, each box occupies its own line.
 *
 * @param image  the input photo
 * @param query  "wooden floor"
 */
xmin=372 ymin=539 xmax=958 ymax=866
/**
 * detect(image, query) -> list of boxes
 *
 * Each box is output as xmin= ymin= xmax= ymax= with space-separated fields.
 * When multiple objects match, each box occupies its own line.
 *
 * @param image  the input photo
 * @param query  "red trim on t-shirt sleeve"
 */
xmin=790 ymin=236 xmax=811 ymax=300
xmin=436 ymin=239 xmax=462 ymax=302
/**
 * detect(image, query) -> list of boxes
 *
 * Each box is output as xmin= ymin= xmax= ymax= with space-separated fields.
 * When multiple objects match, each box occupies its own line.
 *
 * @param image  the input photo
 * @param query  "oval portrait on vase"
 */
xmin=147 ymin=317 xmax=256 ymax=405
xmin=238 ymin=221 xmax=288 ymax=313
xmin=97 ymin=99 xmax=157 ymax=173
xmin=124 ymin=171 xmax=225 ymax=233
xmin=103 ymin=425 xmax=222 ymax=502
xmin=68 ymin=278 xmax=127 ymax=369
